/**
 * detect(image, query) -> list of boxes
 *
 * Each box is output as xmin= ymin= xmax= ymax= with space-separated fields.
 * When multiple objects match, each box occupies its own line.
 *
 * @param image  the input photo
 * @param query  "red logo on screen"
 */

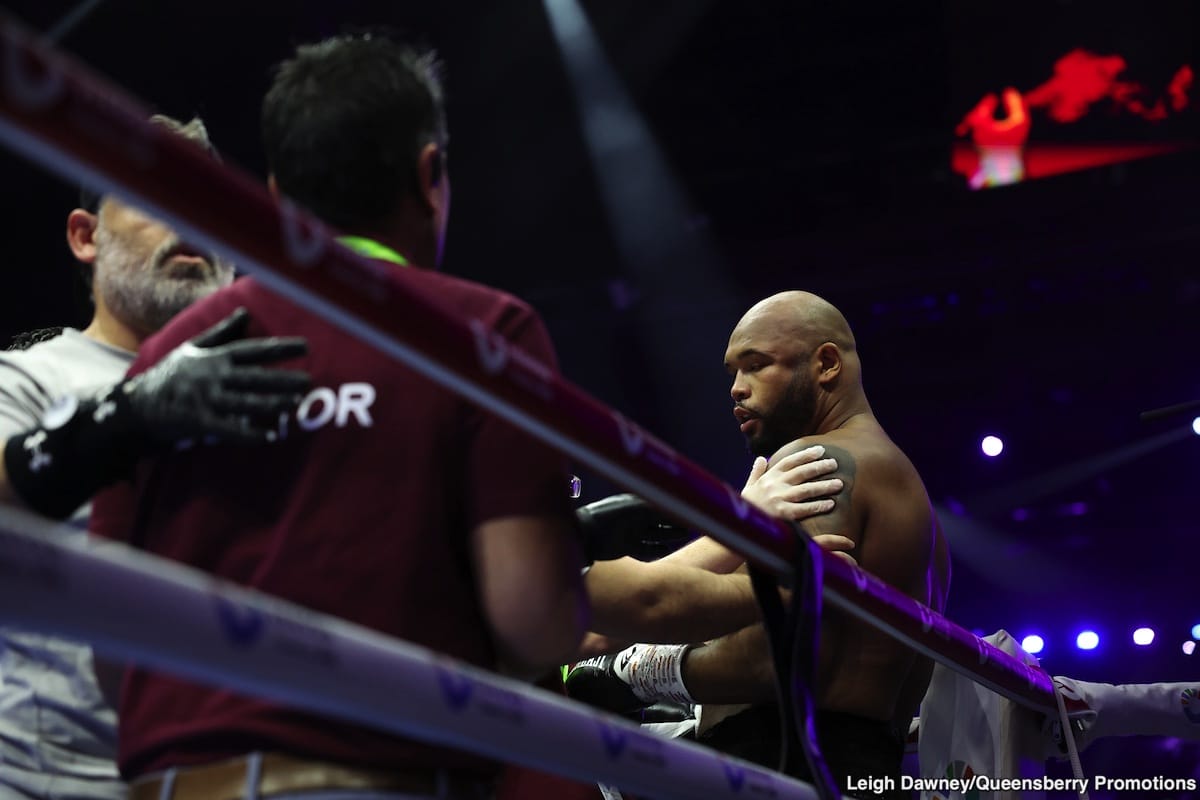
xmin=954 ymin=49 xmax=1194 ymax=189
xmin=1023 ymin=50 xmax=1191 ymax=123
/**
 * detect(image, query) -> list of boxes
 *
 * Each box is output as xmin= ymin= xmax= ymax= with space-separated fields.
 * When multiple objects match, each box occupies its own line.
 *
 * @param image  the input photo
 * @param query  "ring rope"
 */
xmin=0 ymin=504 xmax=819 ymax=800
xmin=1054 ymin=683 xmax=1089 ymax=799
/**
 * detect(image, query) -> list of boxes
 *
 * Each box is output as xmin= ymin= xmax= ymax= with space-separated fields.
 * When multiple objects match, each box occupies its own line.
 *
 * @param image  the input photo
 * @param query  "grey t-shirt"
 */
xmin=0 ymin=329 xmax=131 ymax=798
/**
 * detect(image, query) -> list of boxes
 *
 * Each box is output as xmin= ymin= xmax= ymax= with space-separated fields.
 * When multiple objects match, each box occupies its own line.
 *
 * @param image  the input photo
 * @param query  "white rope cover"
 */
xmin=0 ymin=504 xmax=824 ymax=800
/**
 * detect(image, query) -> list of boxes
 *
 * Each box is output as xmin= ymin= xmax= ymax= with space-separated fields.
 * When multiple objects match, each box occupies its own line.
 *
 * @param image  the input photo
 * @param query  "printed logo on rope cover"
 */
xmin=214 ymin=598 xmax=265 ymax=646
xmin=2 ymin=28 xmax=66 ymax=111
xmin=612 ymin=412 xmax=644 ymax=456
xmin=468 ymin=319 xmax=508 ymax=375
xmin=725 ymin=485 xmax=750 ymax=520
xmin=596 ymin=721 xmax=628 ymax=759
xmin=434 ymin=662 xmax=474 ymax=711
xmin=1182 ymin=687 xmax=1200 ymax=723
xmin=721 ymin=761 xmax=746 ymax=791
xmin=279 ymin=197 xmax=328 ymax=268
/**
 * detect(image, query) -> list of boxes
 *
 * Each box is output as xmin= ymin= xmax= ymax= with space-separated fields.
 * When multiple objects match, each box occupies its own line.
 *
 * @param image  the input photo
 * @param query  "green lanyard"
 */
xmin=336 ymin=235 xmax=409 ymax=266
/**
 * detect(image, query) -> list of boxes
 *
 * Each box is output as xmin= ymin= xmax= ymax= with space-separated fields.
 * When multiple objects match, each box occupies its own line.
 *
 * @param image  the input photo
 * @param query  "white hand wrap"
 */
xmin=611 ymin=643 xmax=696 ymax=707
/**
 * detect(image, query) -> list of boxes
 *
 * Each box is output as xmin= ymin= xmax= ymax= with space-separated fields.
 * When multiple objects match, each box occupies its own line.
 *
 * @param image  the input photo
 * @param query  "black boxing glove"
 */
xmin=575 ymin=493 xmax=691 ymax=562
xmin=565 ymin=653 xmax=646 ymax=716
xmin=4 ymin=308 xmax=309 ymax=518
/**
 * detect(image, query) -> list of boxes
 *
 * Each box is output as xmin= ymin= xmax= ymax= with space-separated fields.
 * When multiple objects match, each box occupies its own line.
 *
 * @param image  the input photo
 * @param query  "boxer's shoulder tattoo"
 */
xmin=815 ymin=442 xmax=857 ymax=499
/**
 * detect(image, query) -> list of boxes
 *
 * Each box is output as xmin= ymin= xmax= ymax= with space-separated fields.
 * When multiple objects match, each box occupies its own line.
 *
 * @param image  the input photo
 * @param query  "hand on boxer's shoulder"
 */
xmin=741 ymin=444 xmax=843 ymax=520
xmin=811 ymin=533 xmax=857 ymax=566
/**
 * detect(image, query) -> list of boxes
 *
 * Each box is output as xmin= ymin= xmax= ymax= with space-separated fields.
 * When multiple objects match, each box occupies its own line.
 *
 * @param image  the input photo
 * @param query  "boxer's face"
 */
xmin=89 ymin=199 xmax=234 ymax=334
xmin=725 ymin=314 xmax=818 ymax=458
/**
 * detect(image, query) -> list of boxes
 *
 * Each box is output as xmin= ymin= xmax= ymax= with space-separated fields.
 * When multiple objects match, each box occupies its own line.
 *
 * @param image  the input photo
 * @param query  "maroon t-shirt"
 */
xmin=90 ymin=270 xmax=572 ymax=778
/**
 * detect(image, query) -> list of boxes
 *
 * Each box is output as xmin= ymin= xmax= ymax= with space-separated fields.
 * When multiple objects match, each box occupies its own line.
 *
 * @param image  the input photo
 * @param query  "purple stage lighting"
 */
xmin=981 ymin=435 xmax=1004 ymax=457
xmin=1076 ymin=630 xmax=1100 ymax=650
xmin=1021 ymin=634 xmax=1045 ymax=654
xmin=1184 ymin=641 xmax=1196 ymax=656
xmin=1133 ymin=627 xmax=1155 ymax=646
xmin=1061 ymin=501 xmax=1089 ymax=517
xmin=1192 ymin=417 xmax=1200 ymax=436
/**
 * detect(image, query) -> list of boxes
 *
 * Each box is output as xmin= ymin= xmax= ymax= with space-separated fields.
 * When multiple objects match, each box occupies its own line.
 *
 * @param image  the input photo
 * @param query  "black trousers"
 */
xmin=698 ymin=704 xmax=909 ymax=800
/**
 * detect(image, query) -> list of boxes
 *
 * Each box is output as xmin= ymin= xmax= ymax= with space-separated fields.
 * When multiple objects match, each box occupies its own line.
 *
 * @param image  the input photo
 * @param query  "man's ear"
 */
xmin=815 ymin=342 xmax=842 ymax=384
xmin=415 ymin=141 xmax=446 ymax=215
xmin=267 ymin=174 xmax=280 ymax=201
xmin=66 ymin=209 xmax=98 ymax=264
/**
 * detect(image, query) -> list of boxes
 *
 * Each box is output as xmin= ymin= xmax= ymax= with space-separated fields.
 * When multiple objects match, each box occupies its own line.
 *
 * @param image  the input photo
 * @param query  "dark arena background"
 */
xmin=1 ymin=0 xmax=1198 ymax=795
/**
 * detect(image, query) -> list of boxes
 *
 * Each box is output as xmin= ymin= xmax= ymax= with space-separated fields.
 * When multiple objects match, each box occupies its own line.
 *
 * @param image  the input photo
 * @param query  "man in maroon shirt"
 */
xmin=91 ymin=34 xmax=589 ymax=800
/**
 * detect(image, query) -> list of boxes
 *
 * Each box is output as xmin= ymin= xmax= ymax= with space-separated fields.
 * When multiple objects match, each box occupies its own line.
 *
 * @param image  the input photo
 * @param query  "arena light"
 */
xmin=1192 ymin=416 xmax=1200 ymax=436
xmin=1021 ymin=634 xmax=1045 ymax=654
xmin=543 ymin=0 xmax=736 ymax=451
xmin=1076 ymin=630 xmax=1100 ymax=651
xmin=1184 ymin=641 xmax=1196 ymax=656
xmin=1132 ymin=627 xmax=1155 ymax=646
xmin=981 ymin=435 xmax=1004 ymax=457
xmin=1060 ymin=501 xmax=1089 ymax=517
xmin=961 ymin=427 xmax=1190 ymax=517
xmin=543 ymin=0 xmax=721 ymax=280
xmin=1192 ymin=623 xmax=1200 ymax=640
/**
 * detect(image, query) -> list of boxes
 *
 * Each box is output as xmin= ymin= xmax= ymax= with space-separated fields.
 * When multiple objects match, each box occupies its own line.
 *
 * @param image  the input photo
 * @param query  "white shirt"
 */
xmin=0 ymin=329 xmax=131 ymax=798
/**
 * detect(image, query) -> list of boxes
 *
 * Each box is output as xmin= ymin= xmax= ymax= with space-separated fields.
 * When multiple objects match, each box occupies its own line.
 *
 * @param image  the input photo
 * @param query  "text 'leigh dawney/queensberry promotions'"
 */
xmin=847 ymin=774 xmax=1198 ymax=795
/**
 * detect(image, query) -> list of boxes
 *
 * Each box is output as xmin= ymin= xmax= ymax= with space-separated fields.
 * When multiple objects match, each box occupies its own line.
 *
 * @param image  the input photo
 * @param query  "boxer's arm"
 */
xmin=576 ymin=532 xmax=852 ymax=658
xmin=473 ymin=514 xmax=589 ymax=679
xmin=580 ymin=439 xmax=853 ymax=658
xmin=585 ymin=557 xmax=759 ymax=643
xmin=656 ymin=444 xmax=842 ymax=574
xmin=656 ymin=535 xmax=743 ymax=573
xmin=682 ymin=624 xmax=778 ymax=704
xmin=676 ymin=439 xmax=858 ymax=703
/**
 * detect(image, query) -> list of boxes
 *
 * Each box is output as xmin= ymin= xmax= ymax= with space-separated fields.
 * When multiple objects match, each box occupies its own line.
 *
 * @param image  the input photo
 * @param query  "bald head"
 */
xmin=737 ymin=291 xmax=856 ymax=355
xmin=725 ymin=291 xmax=864 ymax=452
